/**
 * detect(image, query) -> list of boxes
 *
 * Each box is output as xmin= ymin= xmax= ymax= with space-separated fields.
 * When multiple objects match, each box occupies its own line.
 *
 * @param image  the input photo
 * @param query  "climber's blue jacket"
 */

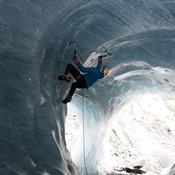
xmin=77 ymin=61 xmax=104 ymax=88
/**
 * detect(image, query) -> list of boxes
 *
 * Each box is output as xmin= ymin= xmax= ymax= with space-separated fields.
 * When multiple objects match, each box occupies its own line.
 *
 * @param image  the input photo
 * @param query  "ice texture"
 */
xmin=0 ymin=0 xmax=175 ymax=175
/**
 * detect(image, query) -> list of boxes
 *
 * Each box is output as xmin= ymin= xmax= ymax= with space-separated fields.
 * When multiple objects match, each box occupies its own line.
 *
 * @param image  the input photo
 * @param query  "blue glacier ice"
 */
xmin=0 ymin=0 xmax=175 ymax=175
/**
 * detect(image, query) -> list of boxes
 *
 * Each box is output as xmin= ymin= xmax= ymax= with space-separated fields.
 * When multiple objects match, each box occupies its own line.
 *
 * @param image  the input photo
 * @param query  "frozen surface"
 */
xmin=0 ymin=0 xmax=175 ymax=175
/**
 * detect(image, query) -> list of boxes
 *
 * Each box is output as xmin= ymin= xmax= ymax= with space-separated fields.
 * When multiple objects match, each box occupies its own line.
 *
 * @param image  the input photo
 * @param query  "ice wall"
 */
xmin=0 ymin=0 xmax=79 ymax=174
xmin=0 ymin=0 xmax=175 ymax=175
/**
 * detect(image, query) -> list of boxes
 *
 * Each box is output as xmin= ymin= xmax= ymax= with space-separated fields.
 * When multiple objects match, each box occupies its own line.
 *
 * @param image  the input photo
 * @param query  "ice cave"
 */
xmin=0 ymin=0 xmax=175 ymax=175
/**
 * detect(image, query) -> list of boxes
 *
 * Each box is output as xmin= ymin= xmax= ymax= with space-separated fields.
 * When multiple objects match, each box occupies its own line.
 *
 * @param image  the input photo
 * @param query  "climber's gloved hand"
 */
xmin=98 ymin=55 xmax=105 ymax=62
xmin=73 ymin=55 xmax=80 ymax=64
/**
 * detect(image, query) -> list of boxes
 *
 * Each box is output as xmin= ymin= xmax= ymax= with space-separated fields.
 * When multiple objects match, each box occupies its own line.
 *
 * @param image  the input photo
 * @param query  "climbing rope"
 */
xmin=79 ymin=47 xmax=88 ymax=175
xmin=69 ymin=41 xmax=88 ymax=174
xmin=82 ymin=89 xmax=89 ymax=175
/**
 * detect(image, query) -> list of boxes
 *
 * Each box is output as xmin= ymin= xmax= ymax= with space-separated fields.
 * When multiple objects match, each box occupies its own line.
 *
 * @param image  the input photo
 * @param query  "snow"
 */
xmin=66 ymin=92 xmax=175 ymax=175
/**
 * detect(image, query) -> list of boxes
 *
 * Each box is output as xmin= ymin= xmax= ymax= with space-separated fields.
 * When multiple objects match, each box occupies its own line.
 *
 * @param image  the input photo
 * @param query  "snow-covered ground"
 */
xmin=65 ymin=108 xmax=80 ymax=153
xmin=65 ymin=94 xmax=175 ymax=175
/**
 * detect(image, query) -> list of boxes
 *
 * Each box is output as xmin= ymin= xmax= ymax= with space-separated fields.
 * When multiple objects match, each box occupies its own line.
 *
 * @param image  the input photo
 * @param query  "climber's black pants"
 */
xmin=65 ymin=63 xmax=87 ymax=96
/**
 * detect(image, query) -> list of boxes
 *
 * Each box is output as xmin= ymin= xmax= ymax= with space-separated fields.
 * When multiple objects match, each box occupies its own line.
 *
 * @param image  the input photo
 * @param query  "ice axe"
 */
xmin=68 ymin=41 xmax=83 ymax=61
xmin=103 ymin=50 xmax=112 ymax=57
xmin=68 ymin=41 xmax=77 ymax=55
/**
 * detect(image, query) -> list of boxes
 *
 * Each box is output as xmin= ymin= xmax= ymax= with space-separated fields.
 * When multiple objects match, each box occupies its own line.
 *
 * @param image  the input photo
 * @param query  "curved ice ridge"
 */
xmin=67 ymin=32 xmax=175 ymax=174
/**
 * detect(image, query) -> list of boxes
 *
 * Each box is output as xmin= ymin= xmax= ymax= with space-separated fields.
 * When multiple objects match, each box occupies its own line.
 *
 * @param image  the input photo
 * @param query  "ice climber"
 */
xmin=58 ymin=54 xmax=109 ymax=104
